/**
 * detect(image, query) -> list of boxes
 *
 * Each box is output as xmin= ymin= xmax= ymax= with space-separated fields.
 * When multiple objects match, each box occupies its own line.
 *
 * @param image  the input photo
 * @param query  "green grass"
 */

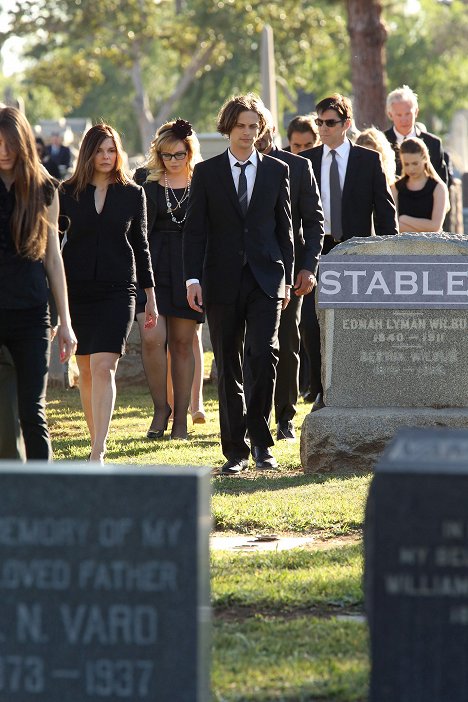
xmin=212 ymin=617 xmax=368 ymax=702
xmin=46 ymin=363 xmax=370 ymax=701
xmin=212 ymin=545 xmax=363 ymax=612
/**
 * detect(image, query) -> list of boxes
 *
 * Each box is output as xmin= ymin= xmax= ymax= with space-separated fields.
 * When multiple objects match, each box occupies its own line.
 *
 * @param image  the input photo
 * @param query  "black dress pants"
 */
xmin=0 ymin=304 xmax=52 ymax=460
xmin=274 ymin=292 xmax=303 ymax=423
xmin=206 ymin=265 xmax=282 ymax=461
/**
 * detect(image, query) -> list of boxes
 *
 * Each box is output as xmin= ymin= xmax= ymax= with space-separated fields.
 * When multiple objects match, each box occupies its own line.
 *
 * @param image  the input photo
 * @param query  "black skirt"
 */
xmin=68 ymin=281 xmax=136 ymax=356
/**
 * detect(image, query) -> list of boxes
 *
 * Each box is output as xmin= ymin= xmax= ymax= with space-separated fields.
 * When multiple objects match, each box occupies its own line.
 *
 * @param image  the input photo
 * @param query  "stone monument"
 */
xmin=301 ymin=233 xmax=468 ymax=472
xmin=365 ymin=427 xmax=468 ymax=702
xmin=0 ymin=463 xmax=211 ymax=701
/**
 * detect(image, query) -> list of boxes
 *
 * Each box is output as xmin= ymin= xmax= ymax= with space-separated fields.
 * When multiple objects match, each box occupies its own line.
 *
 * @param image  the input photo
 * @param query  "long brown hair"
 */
xmin=65 ymin=123 xmax=129 ymax=197
xmin=0 ymin=107 xmax=51 ymax=260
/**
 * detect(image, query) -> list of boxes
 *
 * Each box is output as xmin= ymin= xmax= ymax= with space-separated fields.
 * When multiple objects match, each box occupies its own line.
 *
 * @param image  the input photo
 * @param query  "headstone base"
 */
xmin=300 ymin=407 xmax=468 ymax=473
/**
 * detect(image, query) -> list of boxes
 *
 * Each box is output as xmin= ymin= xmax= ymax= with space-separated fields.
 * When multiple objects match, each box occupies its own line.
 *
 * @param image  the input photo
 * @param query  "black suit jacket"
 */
xmin=384 ymin=126 xmax=448 ymax=184
xmin=268 ymin=147 xmax=324 ymax=276
xmin=46 ymin=144 xmax=71 ymax=169
xmin=302 ymin=142 xmax=398 ymax=239
xmin=183 ymin=150 xmax=294 ymax=305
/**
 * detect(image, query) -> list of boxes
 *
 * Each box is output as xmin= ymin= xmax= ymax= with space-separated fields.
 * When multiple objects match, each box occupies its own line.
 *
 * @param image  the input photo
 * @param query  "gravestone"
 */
xmin=365 ymin=427 xmax=468 ymax=702
xmin=300 ymin=233 xmax=468 ymax=472
xmin=0 ymin=463 xmax=211 ymax=702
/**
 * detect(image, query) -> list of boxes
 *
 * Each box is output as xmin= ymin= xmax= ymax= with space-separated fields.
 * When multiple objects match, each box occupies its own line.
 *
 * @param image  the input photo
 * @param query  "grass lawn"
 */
xmin=47 ymin=356 xmax=371 ymax=701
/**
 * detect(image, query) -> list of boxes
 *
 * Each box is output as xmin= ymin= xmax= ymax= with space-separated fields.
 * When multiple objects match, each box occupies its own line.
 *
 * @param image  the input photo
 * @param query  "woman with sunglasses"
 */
xmin=134 ymin=119 xmax=203 ymax=440
xmin=60 ymin=124 xmax=156 ymax=463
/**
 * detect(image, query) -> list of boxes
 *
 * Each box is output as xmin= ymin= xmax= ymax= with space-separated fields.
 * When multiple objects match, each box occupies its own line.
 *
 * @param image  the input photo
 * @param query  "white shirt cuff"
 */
xmin=186 ymin=278 xmax=199 ymax=288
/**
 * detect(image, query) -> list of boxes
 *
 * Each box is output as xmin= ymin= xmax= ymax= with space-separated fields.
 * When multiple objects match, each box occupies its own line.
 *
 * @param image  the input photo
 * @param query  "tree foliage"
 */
xmin=2 ymin=0 xmax=467 ymax=152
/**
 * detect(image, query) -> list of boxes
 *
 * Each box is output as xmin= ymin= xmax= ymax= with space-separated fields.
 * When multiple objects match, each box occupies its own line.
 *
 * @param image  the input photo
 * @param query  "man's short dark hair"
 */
xmin=217 ymin=93 xmax=268 ymax=138
xmin=315 ymin=93 xmax=353 ymax=122
xmin=286 ymin=115 xmax=318 ymax=142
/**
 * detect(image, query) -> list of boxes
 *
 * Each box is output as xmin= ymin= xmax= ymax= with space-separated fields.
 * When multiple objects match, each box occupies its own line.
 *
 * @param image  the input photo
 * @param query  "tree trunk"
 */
xmin=346 ymin=0 xmax=387 ymax=130
xmin=131 ymin=54 xmax=157 ymax=153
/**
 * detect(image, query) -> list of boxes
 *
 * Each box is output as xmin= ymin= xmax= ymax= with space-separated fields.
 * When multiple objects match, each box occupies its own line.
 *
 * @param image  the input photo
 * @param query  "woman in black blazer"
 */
xmin=134 ymin=119 xmax=203 ymax=441
xmin=60 ymin=124 xmax=156 ymax=463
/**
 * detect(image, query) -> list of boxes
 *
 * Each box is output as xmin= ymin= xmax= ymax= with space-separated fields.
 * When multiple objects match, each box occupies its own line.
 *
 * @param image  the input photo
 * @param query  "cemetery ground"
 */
xmin=48 ymin=352 xmax=369 ymax=702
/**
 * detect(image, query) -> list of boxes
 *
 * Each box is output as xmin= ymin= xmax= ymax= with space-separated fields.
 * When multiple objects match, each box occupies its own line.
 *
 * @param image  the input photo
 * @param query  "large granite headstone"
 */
xmin=301 ymin=233 xmax=468 ymax=472
xmin=365 ymin=428 xmax=468 ymax=702
xmin=0 ymin=463 xmax=211 ymax=702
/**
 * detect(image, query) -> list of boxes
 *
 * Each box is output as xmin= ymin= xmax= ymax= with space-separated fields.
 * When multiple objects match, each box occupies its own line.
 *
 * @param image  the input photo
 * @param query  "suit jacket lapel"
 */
xmin=310 ymin=145 xmax=323 ymax=191
xmin=342 ymin=141 xmax=358 ymax=202
xmin=247 ymin=150 xmax=265 ymax=214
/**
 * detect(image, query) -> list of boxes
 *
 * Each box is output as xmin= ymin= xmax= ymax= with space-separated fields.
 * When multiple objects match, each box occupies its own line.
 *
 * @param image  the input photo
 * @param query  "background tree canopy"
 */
xmin=1 ymin=0 xmax=467 ymax=154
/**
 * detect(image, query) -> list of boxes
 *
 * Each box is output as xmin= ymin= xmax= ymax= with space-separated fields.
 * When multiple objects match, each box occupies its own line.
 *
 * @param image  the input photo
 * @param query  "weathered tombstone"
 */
xmin=0 ymin=463 xmax=211 ymax=701
xmin=300 ymin=233 xmax=468 ymax=472
xmin=365 ymin=427 xmax=468 ymax=702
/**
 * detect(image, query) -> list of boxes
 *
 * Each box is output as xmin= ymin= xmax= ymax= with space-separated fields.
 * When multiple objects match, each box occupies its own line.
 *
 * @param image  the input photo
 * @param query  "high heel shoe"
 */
xmin=191 ymin=410 xmax=206 ymax=424
xmin=146 ymin=408 xmax=171 ymax=439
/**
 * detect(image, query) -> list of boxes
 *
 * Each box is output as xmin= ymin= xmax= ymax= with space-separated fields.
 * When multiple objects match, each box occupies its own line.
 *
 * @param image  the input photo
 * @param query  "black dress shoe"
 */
xmin=277 ymin=420 xmax=296 ymax=442
xmin=221 ymin=458 xmax=249 ymax=475
xmin=311 ymin=393 xmax=325 ymax=412
xmin=251 ymin=446 xmax=278 ymax=470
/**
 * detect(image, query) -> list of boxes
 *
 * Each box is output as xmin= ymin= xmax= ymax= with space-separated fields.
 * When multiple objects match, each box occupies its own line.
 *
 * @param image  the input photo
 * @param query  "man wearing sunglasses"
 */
xmin=301 ymin=93 xmax=398 ymax=410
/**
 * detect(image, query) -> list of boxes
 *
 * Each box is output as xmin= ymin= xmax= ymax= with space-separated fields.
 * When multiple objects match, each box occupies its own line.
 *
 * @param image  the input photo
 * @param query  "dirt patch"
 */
xmin=214 ymin=603 xmax=365 ymax=622
xmin=211 ymin=532 xmax=361 ymax=552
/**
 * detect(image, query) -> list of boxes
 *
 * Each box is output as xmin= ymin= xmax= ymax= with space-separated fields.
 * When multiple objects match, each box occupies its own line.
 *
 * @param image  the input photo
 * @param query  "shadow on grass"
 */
xmin=212 ymin=471 xmax=372 ymax=495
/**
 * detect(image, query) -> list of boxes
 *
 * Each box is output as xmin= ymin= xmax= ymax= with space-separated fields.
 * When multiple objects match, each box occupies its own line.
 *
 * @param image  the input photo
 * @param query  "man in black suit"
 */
xmin=46 ymin=132 xmax=72 ymax=175
xmin=301 ymin=93 xmax=398 ymax=408
xmin=384 ymin=85 xmax=448 ymax=184
xmin=251 ymin=110 xmax=324 ymax=442
xmin=183 ymin=94 xmax=293 ymax=475
xmin=284 ymin=115 xmax=320 ymax=154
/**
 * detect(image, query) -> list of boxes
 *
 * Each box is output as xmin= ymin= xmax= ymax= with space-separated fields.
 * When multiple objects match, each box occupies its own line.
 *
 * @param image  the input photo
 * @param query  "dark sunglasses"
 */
xmin=160 ymin=151 xmax=187 ymax=161
xmin=315 ymin=118 xmax=344 ymax=128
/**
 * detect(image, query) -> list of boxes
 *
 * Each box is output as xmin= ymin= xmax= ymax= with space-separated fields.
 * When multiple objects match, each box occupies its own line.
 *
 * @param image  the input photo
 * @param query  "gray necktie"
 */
xmin=235 ymin=161 xmax=250 ymax=215
xmin=329 ymin=150 xmax=343 ymax=240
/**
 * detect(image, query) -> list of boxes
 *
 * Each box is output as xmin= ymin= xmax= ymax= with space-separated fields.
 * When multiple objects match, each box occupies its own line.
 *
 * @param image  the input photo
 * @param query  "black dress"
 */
xmin=395 ymin=176 xmax=438 ymax=220
xmin=134 ymin=171 xmax=204 ymax=323
xmin=59 ymin=182 xmax=154 ymax=356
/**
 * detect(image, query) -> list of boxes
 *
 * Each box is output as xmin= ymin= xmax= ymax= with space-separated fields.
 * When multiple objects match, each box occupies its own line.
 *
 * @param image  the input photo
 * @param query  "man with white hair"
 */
xmin=384 ymin=85 xmax=448 ymax=183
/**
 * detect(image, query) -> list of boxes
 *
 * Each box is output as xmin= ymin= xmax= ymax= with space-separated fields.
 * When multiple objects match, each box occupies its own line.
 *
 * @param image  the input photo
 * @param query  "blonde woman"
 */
xmin=391 ymin=137 xmax=449 ymax=233
xmin=60 ymin=124 xmax=156 ymax=463
xmin=134 ymin=119 xmax=203 ymax=440
xmin=0 ymin=106 xmax=76 ymax=459
xmin=356 ymin=127 xmax=396 ymax=186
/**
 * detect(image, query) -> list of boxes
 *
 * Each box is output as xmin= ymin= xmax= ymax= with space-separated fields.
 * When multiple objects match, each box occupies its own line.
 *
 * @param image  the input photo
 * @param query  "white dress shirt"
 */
xmin=227 ymin=148 xmax=257 ymax=205
xmin=320 ymin=140 xmax=350 ymax=236
xmin=392 ymin=126 xmax=417 ymax=145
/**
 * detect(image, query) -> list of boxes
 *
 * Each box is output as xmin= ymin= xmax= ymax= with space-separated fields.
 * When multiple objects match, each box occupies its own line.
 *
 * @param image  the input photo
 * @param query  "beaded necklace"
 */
xmin=164 ymin=172 xmax=190 ymax=225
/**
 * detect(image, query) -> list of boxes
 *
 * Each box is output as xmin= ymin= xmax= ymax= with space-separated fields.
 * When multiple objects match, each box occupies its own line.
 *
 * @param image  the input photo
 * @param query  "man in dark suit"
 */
xmin=284 ymin=114 xmax=320 ymax=154
xmin=384 ymin=85 xmax=448 ymax=184
xmin=46 ymin=132 xmax=72 ymax=175
xmin=251 ymin=109 xmax=324 ymax=441
xmin=183 ymin=94 xmax=294 ymax=474
xmin=301 ymin=93 xmax=398 ymax=408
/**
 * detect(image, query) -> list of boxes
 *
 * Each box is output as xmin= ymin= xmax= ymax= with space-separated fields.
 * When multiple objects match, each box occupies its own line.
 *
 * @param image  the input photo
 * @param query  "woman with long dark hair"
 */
xmin=134 ymin=119 xmax=203 ymax=440
xmin=60 ymin=123 xmax=156 ymax=463
xmin=0 ymin=106 xmax=76 ymax=459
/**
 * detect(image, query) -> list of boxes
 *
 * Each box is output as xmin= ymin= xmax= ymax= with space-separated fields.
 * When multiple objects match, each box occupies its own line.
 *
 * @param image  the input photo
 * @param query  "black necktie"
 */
xmin=235 ymin=161 xmax=250 ymax=215
xmin=329 ymin=150 xmax=343 ymax=241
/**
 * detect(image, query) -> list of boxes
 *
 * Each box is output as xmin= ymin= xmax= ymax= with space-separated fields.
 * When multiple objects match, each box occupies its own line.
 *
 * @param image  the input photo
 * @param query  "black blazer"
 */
xmin=302 ymin=142 xmax=398 ymax=239
xmin=268 ymin=146 xmax=324 ymax=276
xmin=384 ymin=126 xmax=448 ymax=184
xmin=46 ymin=144 xmax=71 ymax=169
xmin=183 ymin=150 xmax=294 ymax=305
